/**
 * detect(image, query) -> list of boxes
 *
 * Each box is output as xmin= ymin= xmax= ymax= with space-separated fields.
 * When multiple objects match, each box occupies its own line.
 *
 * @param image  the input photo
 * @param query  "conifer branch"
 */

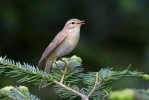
xmin=54 ymin=81 xmax=89 ymax=100
xmin=87 ymin=72 xmax=99 ymax=98
xmin=1 ymin=56 xmax=149 ymax=100
xmin=60 ymin=67 xmax=68 ymax=83
xmin=0 ymin=86 xmax=40 ymax=100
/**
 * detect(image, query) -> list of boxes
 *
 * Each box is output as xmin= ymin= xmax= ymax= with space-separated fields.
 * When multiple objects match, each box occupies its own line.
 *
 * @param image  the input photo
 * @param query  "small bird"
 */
xmin=38 ymin=18 xmax=85 ymax=89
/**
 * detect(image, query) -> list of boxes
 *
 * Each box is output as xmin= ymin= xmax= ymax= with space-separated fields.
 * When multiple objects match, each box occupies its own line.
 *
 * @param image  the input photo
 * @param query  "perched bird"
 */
xmin=38 ymin=18 xmax=85 ymax=89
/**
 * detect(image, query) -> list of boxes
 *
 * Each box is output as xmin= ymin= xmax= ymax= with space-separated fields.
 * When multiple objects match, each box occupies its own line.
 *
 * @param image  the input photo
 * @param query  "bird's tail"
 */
xmin=39 ymin=58 xmax=54 ymax=89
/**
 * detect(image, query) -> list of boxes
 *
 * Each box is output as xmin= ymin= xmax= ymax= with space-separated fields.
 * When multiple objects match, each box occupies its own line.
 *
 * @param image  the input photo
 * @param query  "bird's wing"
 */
xmin=38 ymin=31 xmax=67 ymax=67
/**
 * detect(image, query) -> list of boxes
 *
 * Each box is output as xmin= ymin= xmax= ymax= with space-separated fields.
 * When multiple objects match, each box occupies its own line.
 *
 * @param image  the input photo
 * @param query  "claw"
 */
xmin=54 ymin=61 xmax=66 ymax=74
xmin=60 ymin=59 xmax=73 ymax=69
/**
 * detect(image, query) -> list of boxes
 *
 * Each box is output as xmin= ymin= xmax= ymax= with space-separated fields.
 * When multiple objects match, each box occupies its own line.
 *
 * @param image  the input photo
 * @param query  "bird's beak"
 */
xmin=78 ymin=20 xmax=85 ymax=25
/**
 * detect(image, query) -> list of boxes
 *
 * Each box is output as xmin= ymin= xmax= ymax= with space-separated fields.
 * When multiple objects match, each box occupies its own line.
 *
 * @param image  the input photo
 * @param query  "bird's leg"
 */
xmin=60 ymin=59 xmax=73 ymax=69
xmin=54 ymin=61 xmax=66 ymax=74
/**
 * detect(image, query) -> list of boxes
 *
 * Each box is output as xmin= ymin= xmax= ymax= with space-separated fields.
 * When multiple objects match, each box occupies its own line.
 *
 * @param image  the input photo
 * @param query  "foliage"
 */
xmin=0 ymin=86 xmax=40 ymax=100
xmin=109 ymin=89 xmax=149 ymax=100
xmin=0 ymin=56 xmax=149 ymax=100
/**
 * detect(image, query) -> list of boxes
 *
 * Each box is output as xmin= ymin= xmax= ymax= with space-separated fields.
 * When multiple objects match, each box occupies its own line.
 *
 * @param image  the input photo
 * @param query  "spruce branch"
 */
xmin=0 ymin=56 xmax=87 ymax=99
xmin=54 ymin=81 xmax=89 ymax=100
xmin=0 ymin=86 xmax=40 ymax=100
xmin=60 ymin=67 xmax=68 ymax=83
xmin=83 ymin=68 xmax=149 ymax=85
xmin=82 ymin=68 xmax=149 ymax=99
xmin=0 ymin=56 xmax=149 ymax=100
xmin=87 ymin=72 xmax=99 ymax=98
xmin=0 ymin=56 xmax=53 ymax=85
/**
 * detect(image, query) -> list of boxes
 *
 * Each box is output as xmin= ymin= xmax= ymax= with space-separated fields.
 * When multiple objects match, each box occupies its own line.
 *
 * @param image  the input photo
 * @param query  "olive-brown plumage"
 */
xmin=38 ymin=18 xmax=85 ymax=89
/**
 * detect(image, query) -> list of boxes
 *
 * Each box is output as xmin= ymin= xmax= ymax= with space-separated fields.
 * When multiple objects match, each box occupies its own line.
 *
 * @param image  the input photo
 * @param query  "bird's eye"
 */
xmin=71 ymin=22 xmax=74 ymax=24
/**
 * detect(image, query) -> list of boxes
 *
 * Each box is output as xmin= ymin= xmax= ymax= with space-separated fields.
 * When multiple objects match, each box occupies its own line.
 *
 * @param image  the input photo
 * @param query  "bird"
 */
xmin=38 ymin=18 xmax=85 ymax=89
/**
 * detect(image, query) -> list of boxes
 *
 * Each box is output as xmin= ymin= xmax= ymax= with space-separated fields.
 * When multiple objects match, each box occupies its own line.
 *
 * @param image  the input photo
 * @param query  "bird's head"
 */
xmin=64 ymin=18 xmax=85 ymax=29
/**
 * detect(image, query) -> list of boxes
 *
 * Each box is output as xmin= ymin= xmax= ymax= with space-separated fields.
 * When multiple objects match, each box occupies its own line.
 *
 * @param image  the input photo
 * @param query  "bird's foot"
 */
xmin=60 ymin=59 xmax=73 ymax=69
xmin=54 ymin=61 xmax=66 ymax=74
xmin=61 ymin=70 xmax=66 ymax=75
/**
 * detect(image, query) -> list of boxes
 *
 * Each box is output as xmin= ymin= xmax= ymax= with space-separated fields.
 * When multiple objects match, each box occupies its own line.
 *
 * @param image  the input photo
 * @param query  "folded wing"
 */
xmin=38 ymin=32 xmax=67 ymax=67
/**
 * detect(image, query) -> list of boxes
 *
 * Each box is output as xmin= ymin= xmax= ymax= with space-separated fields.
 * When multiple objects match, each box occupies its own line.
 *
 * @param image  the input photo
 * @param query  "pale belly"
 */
xmin=50 ymin=33 xmax=80 ymax=58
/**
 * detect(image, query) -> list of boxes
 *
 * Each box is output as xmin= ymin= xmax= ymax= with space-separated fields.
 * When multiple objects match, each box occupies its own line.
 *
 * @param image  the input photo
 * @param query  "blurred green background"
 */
xmin=0 ymin=0 xmax=149 ymax=100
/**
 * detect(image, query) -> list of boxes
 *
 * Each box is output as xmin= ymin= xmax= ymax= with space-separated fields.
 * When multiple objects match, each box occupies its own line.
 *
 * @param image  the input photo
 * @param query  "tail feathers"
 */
xmin=38 ymin=58 xmax=45 ymax=68
xmin=39 ymin=58 xmax=54 ymax=89
xmin=44 ymin=58 xmax=54 ymax=73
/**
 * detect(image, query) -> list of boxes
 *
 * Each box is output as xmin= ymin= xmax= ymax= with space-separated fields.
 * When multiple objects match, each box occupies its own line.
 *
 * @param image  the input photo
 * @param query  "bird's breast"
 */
xmin=66 ymin=30 xmax=80 ymax=46
xmin=52 ymin=29 xmax=80 ymax=58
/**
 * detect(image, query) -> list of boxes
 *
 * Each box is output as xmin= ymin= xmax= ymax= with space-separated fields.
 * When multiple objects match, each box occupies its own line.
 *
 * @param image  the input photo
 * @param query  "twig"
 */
xmin=13 ymin=87 xmax=30 ymax=100
xmin=87 ymin=72 xmax=99 ymax=98
xmin=103 ymin=89 xmax=109 ymax=98
xmin=60 ymin=67 xmax=67 ymax=83
xmin=54 ymin=81 xmax=89 ymax=100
